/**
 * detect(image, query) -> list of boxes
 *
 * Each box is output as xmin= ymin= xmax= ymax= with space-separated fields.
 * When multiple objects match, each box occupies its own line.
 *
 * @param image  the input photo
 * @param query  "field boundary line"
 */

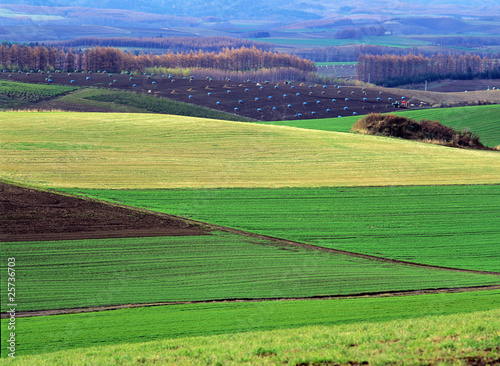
xmin=2 ymin=285 xmax=499 ymax=318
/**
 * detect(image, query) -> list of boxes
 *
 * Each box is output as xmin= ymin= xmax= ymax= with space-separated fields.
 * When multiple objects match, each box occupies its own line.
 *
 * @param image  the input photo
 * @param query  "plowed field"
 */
xmin=0 ymin=182 xmax=208 ymax=241
xmin=1 ymin=71 xmax=420 ymax=120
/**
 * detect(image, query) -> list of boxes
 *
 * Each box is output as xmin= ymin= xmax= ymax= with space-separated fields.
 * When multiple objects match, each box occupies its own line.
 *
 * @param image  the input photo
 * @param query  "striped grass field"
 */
xmin=1 ymin=112 xmax=499 ymax=189
xmin=1 ymin=290 xmax=499 ymax=359
xmin=2 ymin=309 xmax=499 ymax=365
xmin=4 ymin=309 xmax=499 ymax=365
xmin=3 ymin=231 xmax=499 ymax=312
xmin=62 ymin=185 xmax=500 ymax=272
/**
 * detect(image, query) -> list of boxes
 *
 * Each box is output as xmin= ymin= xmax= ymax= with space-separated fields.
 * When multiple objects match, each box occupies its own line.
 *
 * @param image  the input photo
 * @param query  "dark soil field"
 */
xmin=416 ymin=78 xmax=500 ymax=92
xmin=1 ymin=71 xmax=423 ymax=121
xmin=0 ymin=182 xmax=209 ymax=242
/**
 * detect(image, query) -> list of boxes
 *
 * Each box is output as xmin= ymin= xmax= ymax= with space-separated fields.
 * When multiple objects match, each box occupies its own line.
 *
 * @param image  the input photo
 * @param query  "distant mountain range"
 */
xmin=4 ymin=0 xmax=499 ymax=22
xmin=1 ymin=0 xmax=322 ymax=21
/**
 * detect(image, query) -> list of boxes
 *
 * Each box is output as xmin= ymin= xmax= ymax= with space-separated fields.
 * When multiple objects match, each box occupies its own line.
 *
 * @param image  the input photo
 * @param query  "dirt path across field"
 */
xmin=3 ymin=285 xmax=499 ymax=318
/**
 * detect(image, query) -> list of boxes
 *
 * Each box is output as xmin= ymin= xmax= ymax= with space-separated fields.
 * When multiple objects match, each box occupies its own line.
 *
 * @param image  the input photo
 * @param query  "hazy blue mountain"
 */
xmin=5 ymin=0 xmax=322 ymax=21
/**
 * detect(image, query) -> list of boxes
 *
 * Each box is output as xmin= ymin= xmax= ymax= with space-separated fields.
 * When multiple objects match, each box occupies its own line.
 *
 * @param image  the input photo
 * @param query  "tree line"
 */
xmin=429 ymin=36 xmax=500 ymax=48
xmin=295 ymin=45 xmax=435 ymax=63
xmin=51 ymin=36 xmax=273 ymax=54
xmin=356 ymin=53 xmax=500 ymax=85
xmin=0 ymin=42 xmax=315 ymax=73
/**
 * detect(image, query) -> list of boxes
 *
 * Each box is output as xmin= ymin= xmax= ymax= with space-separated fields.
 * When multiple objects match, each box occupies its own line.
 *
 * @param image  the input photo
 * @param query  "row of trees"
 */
xmin=429 ymin=36 xmax=500 ymax=48
xmin=51 ymin=36 xmax=273 ymax=53
xmin=0 ymin=43 xmax=315 ymax=73
xmin=356 ymin=53 xmax=500 ymax=84
xmin=295 ymin=45 xmax=431 ymax=63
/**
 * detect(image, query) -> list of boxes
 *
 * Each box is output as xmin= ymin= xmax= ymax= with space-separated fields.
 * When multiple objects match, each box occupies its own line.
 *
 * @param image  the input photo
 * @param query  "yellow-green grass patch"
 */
xmin=3 ymin=309 xmax=499 ymax=365
xmin=1 ymin=111 xmax=499 ymax=189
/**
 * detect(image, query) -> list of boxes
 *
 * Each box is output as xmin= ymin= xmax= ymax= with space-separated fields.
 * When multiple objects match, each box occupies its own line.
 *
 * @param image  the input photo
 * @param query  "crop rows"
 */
xmin=1 ymin=290 xmax=499 ymax=358
xmin=0 ymin=80 xmax=77 ymax=104
xmin=3 ymin=231 xmax=498 ymax=312
xmin=62 ymin=185 xmax=500 ymax=272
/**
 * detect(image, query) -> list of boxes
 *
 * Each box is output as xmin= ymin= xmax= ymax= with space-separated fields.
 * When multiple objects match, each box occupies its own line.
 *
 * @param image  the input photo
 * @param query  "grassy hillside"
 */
xmin=2 ymin=308 xmax=499 ymax=365
xmin=1 ymin=112 xmax=499 ymax=189
xmin=48 ymin=89 xmax=254 ymax=121
xmin=261 ymin=104 xmax=500 ymax=147
xmin=0 ymin=80 xmax=77 ymax=109
xmin=62 ymin=185 xmax=500 ymax=272
xmin=1 ymin=290 xmax=499 ymax=358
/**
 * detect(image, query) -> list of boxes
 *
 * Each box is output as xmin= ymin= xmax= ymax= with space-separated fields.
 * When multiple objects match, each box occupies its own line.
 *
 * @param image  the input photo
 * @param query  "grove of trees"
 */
xmin=356 ymin=53 xmax=500 ymax=85
xmin=0 ymin=42 xmax=315 ymax=74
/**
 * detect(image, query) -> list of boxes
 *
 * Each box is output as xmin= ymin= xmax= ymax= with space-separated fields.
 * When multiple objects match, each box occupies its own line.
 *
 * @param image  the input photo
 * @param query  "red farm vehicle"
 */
xmin=392 ymin=100 xmax=409 ymax=108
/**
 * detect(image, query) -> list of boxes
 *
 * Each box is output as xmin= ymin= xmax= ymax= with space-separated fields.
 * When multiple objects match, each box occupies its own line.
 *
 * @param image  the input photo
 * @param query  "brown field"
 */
xmin=3 ymin=71 xmax=500 ymax=120
xmin=405 ymin=78 xmax=500 ymax=93
xmin=1 ymin=71 xmax=422 ymax=120
xmin=0 ymin=182 xmax=209 ymax=242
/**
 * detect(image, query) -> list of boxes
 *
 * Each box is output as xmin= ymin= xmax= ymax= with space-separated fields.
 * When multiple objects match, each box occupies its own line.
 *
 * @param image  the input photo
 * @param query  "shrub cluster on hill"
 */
xmin=351 ymin=114 xmax=492 ymax=150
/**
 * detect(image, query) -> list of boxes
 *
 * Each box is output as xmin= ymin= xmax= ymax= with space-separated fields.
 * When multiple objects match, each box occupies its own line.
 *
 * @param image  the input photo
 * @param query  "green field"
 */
xmin=260 ymin=104 xmax=500 ymax=147
xmin=0 ymin=80 xmax=77 ymax=109
xmin=6 ymin=308 xmax=500 ymax=365
xmin=1 ymin=112 xmax=499 ymax=189
xmin=47 ymin=88 xmax=154 ymax=113
xmin=4 ymin=231 xmax=499 ymax=312
xmin=1 ymin=290 xmax=499 ymax=358
xmin=4 ymin=233 xmax=500 ymax=311
xmin=1 ymin=108 xmax=499 ymax=364
xmin=2 ymin=309 xmax=499 ymax=365
xmin=61 ymin=185 xmax=500 ymax=273
xmin=249 ymin=35 xmax=430 ymax=48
